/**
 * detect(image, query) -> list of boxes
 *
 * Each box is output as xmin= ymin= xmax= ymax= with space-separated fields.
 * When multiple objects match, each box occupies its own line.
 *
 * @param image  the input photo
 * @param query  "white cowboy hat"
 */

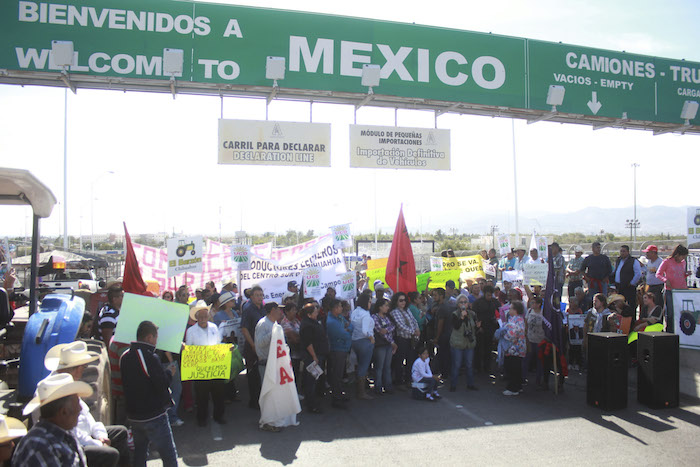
xmin=23 ymin=373 xmax=93 ymax=415
xmin=189 ymin=300 xmax=210 ymax=320
xmin=103 ymin=277 xmax=123 ymax=290
xmin=0 ymin=415 xmax=26 ymax=444
xmin=44 ymin=341 xmax=99 ymax=372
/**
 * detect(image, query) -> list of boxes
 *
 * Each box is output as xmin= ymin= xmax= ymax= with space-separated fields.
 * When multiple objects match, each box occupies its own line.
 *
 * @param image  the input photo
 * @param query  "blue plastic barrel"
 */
xmin=18 ymin=294 xmax=84 ymax=400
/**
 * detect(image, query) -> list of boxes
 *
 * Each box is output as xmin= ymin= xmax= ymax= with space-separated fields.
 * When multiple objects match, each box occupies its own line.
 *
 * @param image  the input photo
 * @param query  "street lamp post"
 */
xmin=631 ymin=163 xmax=640 ymax=246
xmin=91 ymin=171 xmax=114 ymax=253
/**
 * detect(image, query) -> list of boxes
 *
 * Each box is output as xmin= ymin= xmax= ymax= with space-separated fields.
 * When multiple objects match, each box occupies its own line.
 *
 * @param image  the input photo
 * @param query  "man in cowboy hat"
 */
xmin=0 ymin=414 xmax=26 ymax=463
xmin=120 ymin=321 xmax=178 ymax=467
xmin=46 ymin=341 xmax=129 ymax=466
xmin=185 ymin=300 xmax=227 ymax=427
xmin=14 ymin=373 xmax=93 ymax=466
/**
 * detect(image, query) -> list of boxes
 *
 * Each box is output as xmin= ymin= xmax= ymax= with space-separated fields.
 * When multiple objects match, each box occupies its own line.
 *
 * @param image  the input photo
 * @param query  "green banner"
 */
xmin=1 ymin=0 xmax=698 ymax=125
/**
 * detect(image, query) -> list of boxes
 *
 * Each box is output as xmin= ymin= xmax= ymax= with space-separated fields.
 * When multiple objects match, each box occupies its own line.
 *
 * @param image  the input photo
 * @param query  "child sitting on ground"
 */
xmin=411 ymin=346 xmax=442 ymax=401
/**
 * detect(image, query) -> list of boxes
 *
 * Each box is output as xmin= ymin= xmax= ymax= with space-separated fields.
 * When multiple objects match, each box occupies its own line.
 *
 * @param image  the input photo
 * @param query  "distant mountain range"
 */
xmin=454 ymin=206 xmax=689 ymax=235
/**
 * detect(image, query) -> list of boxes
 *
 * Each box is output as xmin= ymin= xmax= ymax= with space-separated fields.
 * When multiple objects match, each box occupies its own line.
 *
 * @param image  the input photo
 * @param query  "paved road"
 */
xmin=149 ymin=371 xmax=700 ymax=466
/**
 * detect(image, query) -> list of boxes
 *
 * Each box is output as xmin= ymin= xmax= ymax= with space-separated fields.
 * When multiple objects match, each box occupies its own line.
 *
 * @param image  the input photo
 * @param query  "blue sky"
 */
xmin=1 ymin=0 xmax=698 ymax=240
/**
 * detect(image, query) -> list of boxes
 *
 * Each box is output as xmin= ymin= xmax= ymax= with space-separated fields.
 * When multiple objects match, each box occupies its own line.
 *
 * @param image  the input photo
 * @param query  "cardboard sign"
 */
xmin=230 ymin=244 xmax=251 ymax=270
xmin=181 ymin=344 xmax=232 ymax=381
xmin=498 ymin=235 xmax=511 ymax=256
xmin=330 ymin=223 xmax=353 ymax=250
xmin=523 ymin=262 xmax=549 ymax=286
xmin=167 ymin=236 xmax=203 ymax=277
xmin=114 ymin=293 xmax=189 ymax=353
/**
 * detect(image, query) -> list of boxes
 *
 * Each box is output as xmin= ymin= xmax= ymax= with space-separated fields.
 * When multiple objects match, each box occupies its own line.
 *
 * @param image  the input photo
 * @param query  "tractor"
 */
xmin=0 ymin=168 xmax=111 ymax=424
xmin=175 ymin=239 xmax=196 ymax=257
xmin=678 ymin=299 xmax=699 ymax=336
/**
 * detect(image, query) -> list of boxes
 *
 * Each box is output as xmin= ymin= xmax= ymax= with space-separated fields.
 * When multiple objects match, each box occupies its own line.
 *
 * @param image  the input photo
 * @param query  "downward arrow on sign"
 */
xmin=587 ymin=91 xmax=602 ymax=114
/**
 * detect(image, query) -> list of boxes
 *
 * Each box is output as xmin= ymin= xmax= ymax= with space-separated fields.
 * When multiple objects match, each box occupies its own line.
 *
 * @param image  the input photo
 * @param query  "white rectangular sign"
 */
xmin=349 ymin=124 xmax=450 ymax=170
xmin=687 ymin=207 xmax=700 ymax=248
xmin=218 ymin=119 xmax=331 ymax=167
xmin=167 ymin=236 xmax=203 ymax=277
xmin=523 ymin=262 xmax=549 ymax=286
xmin=672 ymin=289 xmax=700 ymax=349
xmin=230 ymin=244 xmax=251 ymax=271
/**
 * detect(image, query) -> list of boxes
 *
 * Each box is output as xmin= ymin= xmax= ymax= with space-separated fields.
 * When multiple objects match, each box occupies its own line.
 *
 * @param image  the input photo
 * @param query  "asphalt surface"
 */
xmin=148 ymin=370 xmax=700 ymax=466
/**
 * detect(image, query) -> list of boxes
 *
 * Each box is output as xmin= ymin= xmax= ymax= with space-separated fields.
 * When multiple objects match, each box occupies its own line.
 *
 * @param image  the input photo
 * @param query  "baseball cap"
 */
xmin=642 ymin=245 xmax=658 ymax=253
xmin=287 ymin=280 xmax=298 ymax=288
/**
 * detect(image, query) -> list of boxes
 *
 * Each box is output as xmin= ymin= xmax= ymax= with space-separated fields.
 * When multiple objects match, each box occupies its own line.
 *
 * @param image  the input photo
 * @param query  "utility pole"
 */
xmin=490 ymin=225 xmax=498 ymax=250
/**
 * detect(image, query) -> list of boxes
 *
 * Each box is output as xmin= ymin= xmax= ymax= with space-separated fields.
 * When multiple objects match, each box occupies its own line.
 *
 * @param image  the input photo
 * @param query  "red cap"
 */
xmin=643 ymin=245 xmax=658 ymax=253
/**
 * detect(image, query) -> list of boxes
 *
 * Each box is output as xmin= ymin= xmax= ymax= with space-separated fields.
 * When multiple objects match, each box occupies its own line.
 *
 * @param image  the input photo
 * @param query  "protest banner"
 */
xmin=498 ymin=235 xmax=511 ymax=256
xmin=218 ymin=119 xmax=331 ymax=167
xmin=330 ymin=223 xmax=353 ymax=250
xmin=568 ymin=314 xmax=585 ymax=346
xmin=502 ymin=270 xmax=523 ymax=289
xmin=337 ymin=271 xmax=357 ymax=301
xmin=180 ymin=344 xmax=232 ymax=381
xmin=430 ymin=256 xmax=443 ymax=272
xmin=425 ymin=270 xmax=461 ymax=289
xmin=259 ymin=324 xmax=301 ymax=428
xmin=230 ymin=244 xmax=251 ymax=270
xmin=367 ymin=257 xmax=388 ymax=270
xmin=167 ymin=236 xmax=203 ymax=277
xmin=416 ymin=273 xmax=430 ymax=292
xmin=365 ymin=267 xmax=387 ymax=291
xmin=349 ymin=124 xmax=450 ymax=171
xmin=251 ymin=242 xmax=273 ymax=259
xmin=303 ymin=267 xmax=324 ymax=300
xmin=523 ymin=262 xmax=549 ymax=286
xmin=114 ymin=293 xmax=189 ymax=353
xmin=441 ymin=255 xmax=486 ymax=280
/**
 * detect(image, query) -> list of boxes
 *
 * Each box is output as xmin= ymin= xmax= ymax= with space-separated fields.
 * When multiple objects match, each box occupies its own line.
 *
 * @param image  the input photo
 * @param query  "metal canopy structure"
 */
xmin=1 ymin=0 xmax=699 ymax=135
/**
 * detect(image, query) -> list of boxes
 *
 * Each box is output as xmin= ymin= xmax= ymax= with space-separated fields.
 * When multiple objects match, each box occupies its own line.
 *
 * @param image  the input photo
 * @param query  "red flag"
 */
xmin=385 ymin=206 xmax=417 ymax=293
xmin=122 ymin=222 xmax=150 ymax=296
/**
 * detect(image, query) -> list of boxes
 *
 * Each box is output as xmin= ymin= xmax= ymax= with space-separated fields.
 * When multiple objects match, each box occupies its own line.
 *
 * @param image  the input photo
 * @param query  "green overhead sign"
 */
xmin=1 ymin=0 xmax=699 ymax=127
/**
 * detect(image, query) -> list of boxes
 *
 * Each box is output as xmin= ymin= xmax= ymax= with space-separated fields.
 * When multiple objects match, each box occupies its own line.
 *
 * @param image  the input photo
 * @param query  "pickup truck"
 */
xmin=41 ymin=269 xmax=103 ymax=293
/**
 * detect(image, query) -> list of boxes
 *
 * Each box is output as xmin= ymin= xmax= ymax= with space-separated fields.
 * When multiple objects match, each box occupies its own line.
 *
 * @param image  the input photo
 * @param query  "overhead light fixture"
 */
xmin=163 ymin=48 xmax=184 ymax=99
xmin=266 ymin=56 xmax=285 ymax=104
xmin=680 ymin=100 xmax=699 ymax=124
xmin=357 ymin=64 xmax=381 ymax=109
xmin=51 ymin=40 xmax=76 ymax=93
xmin=546 ymin=85 xmax=565 ymax=111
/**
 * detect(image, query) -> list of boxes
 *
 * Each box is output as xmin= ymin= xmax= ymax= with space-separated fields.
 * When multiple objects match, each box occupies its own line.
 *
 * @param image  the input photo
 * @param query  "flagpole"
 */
xmin=552 ymin=344 xmax=558 ymax=395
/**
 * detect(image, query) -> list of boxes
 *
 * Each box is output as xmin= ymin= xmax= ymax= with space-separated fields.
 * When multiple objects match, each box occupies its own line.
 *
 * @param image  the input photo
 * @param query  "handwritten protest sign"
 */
xmin=181 ymin=344 xmax=232 ymax=381
xmin=498 ymin=235 xmax=511 ymax=256
xmin=114 ymin=293 xmax=189 ymax=353
xmin=425 ymin=270 xmax=461 ymax=289
xmin=502 ymin=270 xmax=523 ymax=289
xmin=430 ymin=256 xmax=443 ymax=271
xmin=416 ymin=273 xmax=430 ymax=292
xmin=523 ymin=262 xmax=549 ymax=286
xmin=441 ymin=255 xmax=485 ymax=280
xmin=330 ymin=224 xmax=353 ymax=250
xmin=365 ymin=267 xmax=387 ymax=291
xmin=367 ymin=257 xmax=388 ymax=270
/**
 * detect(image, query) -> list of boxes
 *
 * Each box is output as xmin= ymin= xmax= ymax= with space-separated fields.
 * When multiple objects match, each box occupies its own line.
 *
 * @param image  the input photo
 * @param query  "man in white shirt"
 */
xmin=185 ymin=300 xmax=227 ymax=427
xmin=46 ymin=341 xmax=129 ymax=466
xmin=513 ymin=247 xmax=529 ymax=271
xmin=642 ymin=245 xmax=664 ymax=306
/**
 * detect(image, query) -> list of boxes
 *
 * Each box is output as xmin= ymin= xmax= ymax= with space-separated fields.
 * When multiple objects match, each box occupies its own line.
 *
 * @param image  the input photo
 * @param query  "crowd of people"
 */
xmin=0 ymin=241 xmax=694 ymax=466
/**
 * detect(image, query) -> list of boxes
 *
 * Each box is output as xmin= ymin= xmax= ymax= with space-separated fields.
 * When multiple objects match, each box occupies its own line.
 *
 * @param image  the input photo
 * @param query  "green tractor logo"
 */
xmin=679 ymin=299 xmax=699 ymax=336
xmin=176 ymin=240 xmax=196 ymax=257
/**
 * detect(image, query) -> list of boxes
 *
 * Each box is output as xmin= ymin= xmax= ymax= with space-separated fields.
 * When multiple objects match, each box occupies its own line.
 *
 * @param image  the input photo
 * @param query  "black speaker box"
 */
xmin=587 ymin=332 xmax=628 ymax=410
xmin=637 ymin=332 xmax=679 ymax=409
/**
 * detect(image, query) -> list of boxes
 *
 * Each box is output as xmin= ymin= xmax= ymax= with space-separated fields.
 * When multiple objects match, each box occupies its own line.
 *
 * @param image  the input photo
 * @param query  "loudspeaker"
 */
xmin=587 ymin=332 xmax=628 ymax=410
xmin=637 ymin=332 xmax=679 ymax=409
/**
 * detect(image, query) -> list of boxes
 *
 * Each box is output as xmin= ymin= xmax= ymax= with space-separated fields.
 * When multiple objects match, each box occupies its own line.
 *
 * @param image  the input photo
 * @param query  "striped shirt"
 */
xmin=12 ymin=419 xmax=87 ymax=467
xmin=97 ymin=304 xmax=120 ymax=331
xmin=108 ymin=337 xmax=130 ymax=397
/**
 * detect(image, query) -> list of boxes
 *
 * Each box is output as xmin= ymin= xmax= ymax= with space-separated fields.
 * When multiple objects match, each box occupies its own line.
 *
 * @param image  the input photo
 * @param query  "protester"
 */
xmin=583 ymin=293 xmax=611 ymax=354
xmin=350 ymin=290 xmax=375 ymax=400
xmin=525 ymin=297 xmax=545 ymax=389
xmin=498 ymin=300 xmax=526 ymax=396
xmin=78 ymin=311 xmax=94 ymax=339
xmin=241 ymin=285 xmax=265 ymax=409
xmin=97 ymin=283 xmax=124 ymax=343
xmin=185 ymin=301 xmax=227 ymax=427
xmin=372 ymin=298 xmax=397 ymax=395
xmin=635 ymin=292 xmax=664 ymax=331
xmin=46 ymin=341 xmax=129 ymax=466
xmin=551 ymin=242 xmax=565 ymax=292
xmin=642 ymin=245 xmax=664 ymax=306
xmin=581 ymin=242 xmax=612 ymax=297
xmin=407 ymin=291 xmax=427 ymax=343
xmin=390 ymin=292 xmax=420 ymax=388
xmin=486 ymin=248 xmax=499 ymax=282
xmin=472 ymin=285 xmax=499 ymax=377
xmin=566 ymin=245 xmax=585 ymax=299
xmin=499 ymin=249 xmax=516 ymax=272
xmin=0 ymin=414 xmax=26 ymax=464
xmin=15 ymin=374 xmax=93 ymax=466
xmin=444 ymin=280 xmax=458 ymax=305
xmin=656 ymin=245 xmax=690 ymax=326
xmin=431 ymin=287 xmax=452 ymax=380
xmin=299 ymin=303 xmax=329 ymax=413
xmin=613 ymin=245 xmax=642 ymax=310
xmin=449 ymin=294 xmax=477 ymax=391
xmin=514 ymin=247 xmax=528 ymax=271
xmin=411 ymin=346 xmax=442 ymax=401
xmin=326 ymin=299 xmax=353 ymax=408
xmin=162 ymin=290 xmax=174 ymax=301
xmin=281 ymin=303 xmax=302 ymax=387
xmin=574 ymin=286 xmax=592 ymax=314
xmin=120 ymin=321 xmax=177 ymax=466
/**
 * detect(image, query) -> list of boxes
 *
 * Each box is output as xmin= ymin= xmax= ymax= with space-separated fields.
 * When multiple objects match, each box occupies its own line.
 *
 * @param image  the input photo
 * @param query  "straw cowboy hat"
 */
xmin=608 ymin=294 xmax=626 ymax=304
xmin=189 ymin=300 xmax=210 ymax=320
xmin=44 ymin=341 xmax=99 ymax=372
xmin=0 ymin=415 xmax=26 ymax=444
xmin=23 ymin=373 xmax=93 ymax=415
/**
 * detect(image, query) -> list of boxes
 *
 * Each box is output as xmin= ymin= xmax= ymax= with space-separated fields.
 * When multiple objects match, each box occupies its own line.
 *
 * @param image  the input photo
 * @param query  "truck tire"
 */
xmin=679 ymin=312 xmax=696 ymax=336
xmin=80 ymin=339 xmax=113 ymax=425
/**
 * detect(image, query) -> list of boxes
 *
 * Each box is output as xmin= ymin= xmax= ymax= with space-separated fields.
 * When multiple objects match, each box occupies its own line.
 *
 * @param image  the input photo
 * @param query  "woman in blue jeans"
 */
xmin=351 ymin=290 xmax=375 ymax=400
xmin=449 ymin=294 xmax=478 ymax=391
xmin=372 ymin=298 xmax=398 ymax=395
